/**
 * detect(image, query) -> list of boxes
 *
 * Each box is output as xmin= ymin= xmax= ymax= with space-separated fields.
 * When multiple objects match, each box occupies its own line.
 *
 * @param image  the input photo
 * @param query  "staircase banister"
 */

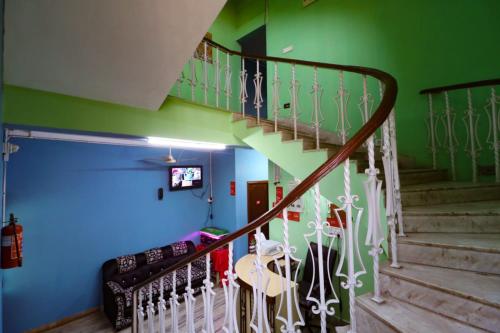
xmin=420 ymin=78 xmax=500 ymax=94
xmin=132 ymin=39 xmax=398 ymax=293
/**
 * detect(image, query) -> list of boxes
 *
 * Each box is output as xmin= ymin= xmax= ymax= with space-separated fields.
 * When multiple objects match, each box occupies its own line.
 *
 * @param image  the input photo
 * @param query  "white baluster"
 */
xmin=427 ymin=94 xmax=438 ymax=169
xmin=203 ymin=41 xmax=209 ymax=105
xmin=202 ymin=253 xmax=216 ymax=333
xmin=158 ymin=277 xmax=167 ymax=333
xmin=215 ymin=48 xmax=221 ymax=108
xmin=222 ymin=241 xmax=240 ymax=333
xmin=290 ymin=64 xmax=300 ymax=140
xmin=254 ymin=60 xmax=264 ymax=124
xmin=274 ymin=207 xmax=305 ymax=333
xmin=311 ymin=67 xmax=324 ymax=149
xmin=335 ymin=71 xmax=351 ymax=143
xmin=224 ymin=52 xmax=232 ymax=111
xmin=379 ymin=82 xmax=400 ymax=269
xmin=169 ymin=271 xmax=179 ymax=333
xmin=176 ymin=72 xmax=185 ymax=98
xmin=389 ymin=110 xmax=405 ymax=237
xmin=272 ymin=62 xmax=281 ymax=132
xmin=138 ymin=289 xmax=145 ymax=333
xmin=189 ymin=56 xmax=197 ymax=102
xmin=486 ymin=88 xmax=500 ymax=182
xmin=240 ymin=58 xmax=248 ymax=117
xmin=361 ymin=76 xmax=384 ymax=304
xmin=147 ymin=284 xmax=155 ymax=333
xmin=184 ymin=263 xmax=196 ymax=333
xmin=444 ymin=91 xmax=458 ymax=181
xmin=463 ymin=88 xmax=482 ymax=183
xmin=250 ymin=227 xmax=271 ymax=333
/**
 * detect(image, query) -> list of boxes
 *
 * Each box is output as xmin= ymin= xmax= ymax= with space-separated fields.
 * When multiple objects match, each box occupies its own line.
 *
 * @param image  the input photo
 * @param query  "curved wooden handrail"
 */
xmin=132 ymin=39 xmax=398 ymax=292
xmin=420 ymin=78 xmax=500 ymax=95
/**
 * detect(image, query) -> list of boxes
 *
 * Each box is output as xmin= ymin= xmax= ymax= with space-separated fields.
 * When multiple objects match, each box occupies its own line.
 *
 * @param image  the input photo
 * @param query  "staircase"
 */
xmin=353 ymin=171 xmax=500 ymax=332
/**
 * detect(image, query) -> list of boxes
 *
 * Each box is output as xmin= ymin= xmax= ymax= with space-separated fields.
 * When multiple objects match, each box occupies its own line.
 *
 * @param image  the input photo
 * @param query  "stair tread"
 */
xmin=399 ymin=233 xmax=500 ymax=253
xmin=401 ymin=181 xmax=500 ymax=192
xmin=381 ymin=262 xmax=500 ymax=308
xmin=399 ymin=168 xmax=447 ymax=174
xmin=357 ymin=293 xmax=486 ymax=333
xmin=404 ymin=200 xmax=500 ymax=216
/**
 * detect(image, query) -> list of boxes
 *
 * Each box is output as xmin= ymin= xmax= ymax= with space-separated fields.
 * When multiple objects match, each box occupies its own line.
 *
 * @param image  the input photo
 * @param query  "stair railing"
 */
xmin=133 ymin=38 xmax=398 ymax=333
xmin=421 ymin=78 xmax=500 ymax=182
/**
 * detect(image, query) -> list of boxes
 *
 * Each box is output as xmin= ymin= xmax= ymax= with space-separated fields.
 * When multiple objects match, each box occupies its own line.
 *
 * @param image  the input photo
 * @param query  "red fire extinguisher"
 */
xmin=1 ymin=214 xmax=23 ymax=269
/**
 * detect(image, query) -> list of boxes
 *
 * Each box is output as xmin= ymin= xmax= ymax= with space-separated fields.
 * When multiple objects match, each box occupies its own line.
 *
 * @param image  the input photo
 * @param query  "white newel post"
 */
xmin=254 ymin=60 xmax=264 ymax=124
xmin=272 ymin=62 xmax=281 ymax=132
xmin=240 ymin=59 xmax=248 ymax=117
xmin=444 ymin=91 xmax=457 ymax=181
xmin=361 ymin=76 xmax=384 ymax=304
xmin=427 ymin=94 xmax=438 ymax=169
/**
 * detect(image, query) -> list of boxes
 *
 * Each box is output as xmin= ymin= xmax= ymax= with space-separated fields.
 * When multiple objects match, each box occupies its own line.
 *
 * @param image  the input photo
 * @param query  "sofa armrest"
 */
xmin=191 ymin=256 xmax=206 ymax=271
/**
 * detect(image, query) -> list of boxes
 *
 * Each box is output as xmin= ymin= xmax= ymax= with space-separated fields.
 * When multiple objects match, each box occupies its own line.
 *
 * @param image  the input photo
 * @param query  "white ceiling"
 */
xmin=4 ymin=0 xmax=226 ymax=110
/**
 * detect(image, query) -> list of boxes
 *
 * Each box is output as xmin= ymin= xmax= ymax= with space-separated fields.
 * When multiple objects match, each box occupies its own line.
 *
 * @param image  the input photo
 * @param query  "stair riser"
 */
xmin=356 ymin=305 xmax=398 ymax=333
xmin=404 ymin=215 xmax=500 ymax=233
xmin=401 ymin=187 xmax=500 ymax=206
xmin=397 ymin=242 xmax=500 ymax=275
xmin=380 ymin=273 xmax=500 ymax=332
xmin=399 ymin=171 xmax=448 ymax=186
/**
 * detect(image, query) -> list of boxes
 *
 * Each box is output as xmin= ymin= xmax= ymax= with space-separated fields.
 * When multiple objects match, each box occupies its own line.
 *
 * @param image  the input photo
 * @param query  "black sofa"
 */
xmin=102 ymin=240 xmax=205 ymax=330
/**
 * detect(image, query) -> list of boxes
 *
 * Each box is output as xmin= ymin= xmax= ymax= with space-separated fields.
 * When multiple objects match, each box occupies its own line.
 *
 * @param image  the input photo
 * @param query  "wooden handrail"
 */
xmin=420 ymin=78 xmax=500 ymax=95
xmin=132 ymin=39 xmax=398 ymax=292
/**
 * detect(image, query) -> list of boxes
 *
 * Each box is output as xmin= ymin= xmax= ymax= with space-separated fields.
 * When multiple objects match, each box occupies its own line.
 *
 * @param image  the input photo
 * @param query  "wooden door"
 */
xmin=247 ymin=181 xmax=269 ymax=252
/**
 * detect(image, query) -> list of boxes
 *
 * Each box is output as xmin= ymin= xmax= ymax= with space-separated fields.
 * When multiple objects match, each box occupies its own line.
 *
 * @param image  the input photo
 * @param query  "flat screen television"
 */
xmin=169 ymin=166 xmax=203 ymax=191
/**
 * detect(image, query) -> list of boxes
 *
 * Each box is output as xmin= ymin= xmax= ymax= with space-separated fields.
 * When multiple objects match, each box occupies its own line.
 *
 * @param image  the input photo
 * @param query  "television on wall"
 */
xmin=169 ymin=166 xmax=203 ymax=191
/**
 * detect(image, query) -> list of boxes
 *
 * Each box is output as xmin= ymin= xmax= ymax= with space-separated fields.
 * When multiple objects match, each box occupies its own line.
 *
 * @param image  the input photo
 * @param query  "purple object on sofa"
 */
xmin=102 ymin=240 xmax=205 ymax=330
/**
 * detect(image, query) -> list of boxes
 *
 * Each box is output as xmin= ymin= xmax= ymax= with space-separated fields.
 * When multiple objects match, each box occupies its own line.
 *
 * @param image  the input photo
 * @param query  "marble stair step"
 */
xmin=356 ymin=293 xmax=487 ymax=333
xmin=396 ymin=233 xmax=500 ymax=274
xmin=400 ymin=182 xmax=500 ymax=206
xmin=404 ymin=200 xmax=500 ymax=233
xmin=398 ymin=168 xmax=448 ymax=186
xmin=380 ymin=262 xmax=500 ymax=332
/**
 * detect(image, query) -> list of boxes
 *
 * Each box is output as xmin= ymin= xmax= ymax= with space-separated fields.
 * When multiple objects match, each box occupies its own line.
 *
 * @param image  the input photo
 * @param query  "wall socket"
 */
xmin=303 ymin=0 xmax=317 ymax=7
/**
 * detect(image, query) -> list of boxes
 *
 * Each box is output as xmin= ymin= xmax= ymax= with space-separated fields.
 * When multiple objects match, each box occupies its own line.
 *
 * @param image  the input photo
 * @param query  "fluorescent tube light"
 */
xmin=147 ymin=137 xmax=226 ymax=150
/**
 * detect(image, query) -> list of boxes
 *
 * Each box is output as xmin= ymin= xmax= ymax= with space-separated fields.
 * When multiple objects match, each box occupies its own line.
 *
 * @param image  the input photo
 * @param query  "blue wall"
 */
xmin=0 ymin=1 xmax=4 ymax=331
xmin=2 ymin=138 xmax=235 ymax=332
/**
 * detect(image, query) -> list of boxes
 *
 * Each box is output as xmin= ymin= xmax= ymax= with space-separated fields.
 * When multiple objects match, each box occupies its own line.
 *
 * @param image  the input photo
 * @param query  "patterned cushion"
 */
xmin=171 ymin=241 xmax=189 ymax=256
xmin=145 ymin=247 xmax=163 ymax=264
xmin=116 ymin=255 xmax=137 ymax=274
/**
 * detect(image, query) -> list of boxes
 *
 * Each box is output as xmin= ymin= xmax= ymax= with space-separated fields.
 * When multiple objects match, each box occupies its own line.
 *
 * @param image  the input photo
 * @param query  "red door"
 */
xmin=247 ymin=181 xmax=269 ymax=252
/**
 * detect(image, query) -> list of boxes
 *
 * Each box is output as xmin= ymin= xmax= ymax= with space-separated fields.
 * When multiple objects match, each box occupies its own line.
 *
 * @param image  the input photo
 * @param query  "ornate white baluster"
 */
xmin=202 ymin=253 xmax=216 ymax=333
xmin=203 ymin=41 xmax=209 ymax=105
xmin=188 ymin=56 xmax=197 ymax=102
xmin=215 ymin=48 xmax=221 ymax=108
xmin=311 ymin=67 xmax=324 ymax=149
xmin=224 ymin=52 xmax=232 ymax=110
xmin=184 ymin=263 xmax=196 ymax=333
xmin=463 ymin=88 xmax=482 ymax=183
xmin=222 ymin=241 xmax=240 ymax=333
xmin=158 ymin=277 xmax=167 ymax=333
xmin=240 ymin=58 xmax=248 ymax=116
xmin=379 ymin=82 xmax=400 ymax=269
xmin=289 ymin=64 xmax=300 ymax=140
xmin=426 ymin=94 xmax=438 ymax=169
xmin=176 ymin=71 xmax=185 ymax=98
xmin=138 ymin=289 xmax=145 ymax=333
xmin=272 ymin=62 xmax=281 ymax=132
xmin=169 ymin=271 xmax=179 ymax=333
xmin=444 ymin=91 xmax=458 ymax=181
xmin=389 ymin=110 xmax=405 ymax=237
xmin=485 ymin=88 xmax=500 ymax=182
xmin=274 ymin=208 xmax=305 ymax=332
xmin=361 ymin=76 xmax=384 ymax=304
xmin=147 ymin=284 xmax=155 ymax=333
xmin=335 ymin=71 xmax=351 ymax=142
xmin=250 ymin=227 xmax=271 ymax=333
xmin=253 ymin=60 xmax=264 ymax=124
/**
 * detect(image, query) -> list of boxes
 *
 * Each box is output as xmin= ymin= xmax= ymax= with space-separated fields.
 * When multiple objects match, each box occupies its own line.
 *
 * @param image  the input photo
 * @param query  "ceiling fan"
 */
xmin=140 ymin=148 xmax=199 ymax=166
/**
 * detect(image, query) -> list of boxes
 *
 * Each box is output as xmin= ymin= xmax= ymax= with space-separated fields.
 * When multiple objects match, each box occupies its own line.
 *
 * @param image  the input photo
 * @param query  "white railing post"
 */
xmin=215 ymin=48 xmax=221 ymax=108
xmin=147 ymin=284 xmax=155 ymax=333
xmin=253 ymin=60 xmax=264 ymax=124
xmin=202 ymin=253 xmax=216 ymax=333
xmin=240 ymin=58 xmax=248 ymax=117
xmin=250 ymin=226 xmax=271 ymax=333
xmin=189 ymin=56 xmax=197 ymax=102
xmin=176 ymin=72 xmax=185 ymax=98
xmin=158 ymin=277 xmax=167 ymax=333
xmin=427 ymin=94 xmax=438 ymax=169
xmin=224 ymin=52 xmax=232 ymax=111
xmin=361 ymin=75 xmax=384 ymax=304
xmin=311 ymin=67 xmax=323 ymax=149
xmin=222 ymin=241 xmax=240 ymax=333
xmin=389 ymin=110 xmax=405 ymax=237
xmin=464 ymin=88 xmax=481 ymax=183
xmin=290 ymin=64 xmax=300 ymax=140
xmin=272 ymin=62 xmax=281 ymax=132
xmin=335 ymin=71 xmax=351 ymax=143
xmin=444 ymin=91 xmax=457 ymax=181
xmin=184 ymin=263 xmax=196 ymax=333
xmin=170 ymin=271 xmax=179 ymax=333
xmin=488 ymin=88 xmax=500 ymax=182
xmin=138 ymin=289 xmax=145 ymax=333
xmin=203 ymin=41 xmax=209 ymax=105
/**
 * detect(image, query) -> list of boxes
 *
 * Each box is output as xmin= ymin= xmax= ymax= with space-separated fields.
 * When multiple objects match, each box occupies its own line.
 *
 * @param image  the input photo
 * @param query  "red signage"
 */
xmin=326 ymin=203 xmax=347 ymax=228
xmin=230 ymin=181 xmax=235 ymax=196
xmin=273 ymin=185 xmax=300 ymax=222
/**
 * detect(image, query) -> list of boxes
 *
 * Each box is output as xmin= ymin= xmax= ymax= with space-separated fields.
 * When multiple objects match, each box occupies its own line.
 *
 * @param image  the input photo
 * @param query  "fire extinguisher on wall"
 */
xmin=1 ymin=213 xmax=23 ymax=269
